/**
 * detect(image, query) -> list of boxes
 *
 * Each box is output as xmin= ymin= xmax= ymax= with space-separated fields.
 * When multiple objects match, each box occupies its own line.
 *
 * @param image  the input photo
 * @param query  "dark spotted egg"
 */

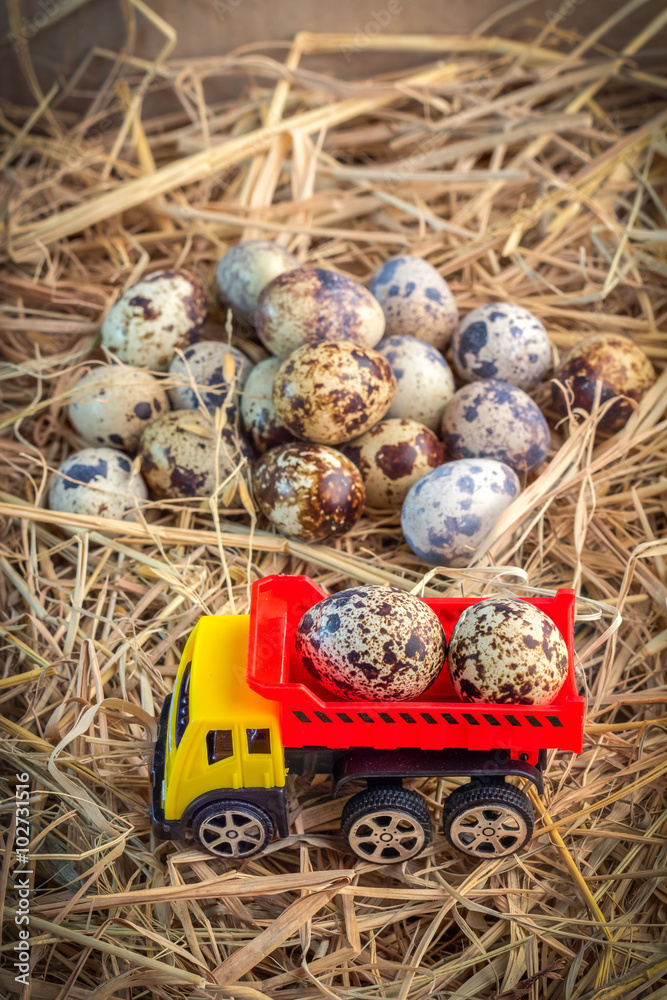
xmin=401 ymin=459 xmax=520 ymax=567
xmin=215 ymin=239 xmax=299 ymax=320
xmin=67 ymin=365 xmax=168 ymax=450
xmin=273 ymin=341 xmax=395 ymax=445
xmin=377 ymin=335 xmax=455 ymax=432
xmin=255 ymin=268 xmax=385 ymax=358
xmin=452 ymin=303 xmax=551 ymax=390
xmin=241 ymin=356 xmax=296 ymax=454
xmin=101 ymin=269 xmax=207 ymax=371
xmin=295 ymin=586 xmax=446 ymax=702
xmin=168 ymin=341 xmax=252 ymax=415
xmin=448 ymin=598 xmax=569 ymax=705
xmin=370 ymin=255 xmax=458 ymax=350
xmin=551 ymin=333 xmax=656 ymax=433
xmin=137 ymin=410 xmax=250 ymax=499
xmin=441 ymin=380 xmax=550 ymax=474
xmin=252 ymin=442 xmax=365 ymax=542
xmin=49 ymin=447 xmax=148 ymax=519
xmin=343 ymin=418 xmax=444 ymax=508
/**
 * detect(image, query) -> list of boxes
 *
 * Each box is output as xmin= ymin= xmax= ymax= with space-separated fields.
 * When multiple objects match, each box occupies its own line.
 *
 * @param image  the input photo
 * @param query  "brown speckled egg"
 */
xmin=240 ymin=356 xmax=296 ymax=453
xmin=448 ymin=598 xmax=569 ymax=705
xmin=67 ymin=365 xmax=168 ymax=450
xmin=551 ymin=333 xmax=655 ymax=432
xmin=342 ymin=419 xmax=444 ymax=508
xmin=137 ymin=410 xmax=250 ymax=499
xmin=49 ymin=447 xmax=148 ymax=519
xmin=441 ymin=381 xmax=550 ymax=474
xmin=252 ymin=443 xmax=365 ymax=542
xmin=273 ymin=341 xmax=395 ymax=445
xmin=401 ymin=459 xmax=520 ymax=567
xmin=215 ymin=240 xmax=299 ymax=320
xmin=377 ymin=336 xmax=455 ymax=432
xmin=255 ymin=268 xmax=386 ymax=357
xmin=295 ymin=586 xmax=446 ymax=702
xmin=101 ymin=269 xmax=207 ymax=371
xmin=370 ymin=255 xmax=458 ymax=350
xmin=168 ymin=341 xmax=252 ymax=415
xmin=452 ymin=303 xmax=551 ymax=390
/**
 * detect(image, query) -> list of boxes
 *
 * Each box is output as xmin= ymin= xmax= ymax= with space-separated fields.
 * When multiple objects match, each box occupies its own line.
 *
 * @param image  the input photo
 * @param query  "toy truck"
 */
xmin=151 ymin=575 xmax=584 ymax=863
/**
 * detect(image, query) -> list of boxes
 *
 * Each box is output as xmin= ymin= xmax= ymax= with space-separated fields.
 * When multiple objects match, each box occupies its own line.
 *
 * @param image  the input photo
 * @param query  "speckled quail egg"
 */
xmin=49 ymin=447 xmax=148 ymax=519
xmin=252 ymin=442 xmax=365 ymax=542
xmin=67 ymin=365 xmax=168 ymax=450
xmin=448 ymin=598 xmax=569 ymax=705
xmin=551 ymin=333 xmax=656 ymax=433
xmin=370 ymin=255 xmax=458 ymax=350
xmin=137 ymin=410 xmax=250 ymax=499
xmin=215 ymin=240 xmax=299 ymax=321
xmin=452 ymin=303 xmax=552 ymax=390
xmin=273 ymin=341 xmax=396 ymax=445
xmin=377 ymin=336 xmax=455 ymax=431
xmin=255 ymin=268 xmax=386 ymax=358
xmin=295 ymin=586 xmax=446 ymax=702
xmin=342 ymin=419 xmax=444 ymax=508
xmin=401 ymin=458 xmax=520 ymax=567
xmin=167 ymin=341 xmax=252 ymax=415
xmin=240 ymin=356 xmax=295 ymax=453
xmin=441 ymin=380 xmax=550 ymax=474
xmin=101 ymin=269 xmax=207 ymax=371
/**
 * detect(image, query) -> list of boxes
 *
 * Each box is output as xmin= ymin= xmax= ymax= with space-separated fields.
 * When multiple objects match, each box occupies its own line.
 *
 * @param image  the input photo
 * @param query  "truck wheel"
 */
xmin=342 ymin=786 xmax=431 ymax=863
xmin=193 ymin=800 xmax=274 ymax=859
xmin=442 ymin=783 xmax=533 ymax=858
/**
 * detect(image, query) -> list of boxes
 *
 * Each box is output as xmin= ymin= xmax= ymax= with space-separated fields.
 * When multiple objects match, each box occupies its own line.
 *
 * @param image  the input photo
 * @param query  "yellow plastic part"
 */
xmin=163 ymin=614 xmax=286 ymax=822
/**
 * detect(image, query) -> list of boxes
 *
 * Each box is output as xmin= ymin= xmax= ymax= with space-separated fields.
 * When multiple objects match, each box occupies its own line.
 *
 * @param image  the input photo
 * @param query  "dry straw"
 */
xmin=1 ymin=1 xmax=666 ymax=998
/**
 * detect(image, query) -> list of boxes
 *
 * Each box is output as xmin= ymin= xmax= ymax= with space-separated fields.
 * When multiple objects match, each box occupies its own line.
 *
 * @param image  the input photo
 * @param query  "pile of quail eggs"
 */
xmin=50 ymin=241 xmax=656 ymax=570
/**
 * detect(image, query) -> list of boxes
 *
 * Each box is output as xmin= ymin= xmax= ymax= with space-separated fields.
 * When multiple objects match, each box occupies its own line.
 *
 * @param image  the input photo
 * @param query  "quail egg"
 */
xmin=67 ymin=365 xmax=168 ymax=450
xmin=252 ymin=442 xmax=365 ymax=542
xmin=49 ymin=447 xmax=148 ymax=519
xmin=441 ymin=380 xmax=550 ymax=474
xmin=401 ymin=458 xmax=520 ymax=566
xmin=240 ymin=356 xmax=295 ymax=453
xmin=101 ymin=269 xmax=207 ymax=371
xmin=215 ymin=240 xmax=299 ymax=320
xmin=448 ymin=598 xmax=569 ymax=705
xmin=273 ymin=341 xmax=395 ymax=445
xmin=377 ymin=335 xmax=455 ymax=431
xmin=452 ymin=303 xmax=552 ymax=390
xmin=370 ymin=255 xmax=458 ymax=350
xmin=255 ymin=268 xmax=386 ymax=357
xmin=343 ymin=418 xmax=444 ymax=508
xmin=295 ymin=586 xmax=446 ymax=702
xmin=551 ymin=332 xmax=656 ymax=432
xmin=167 ymin=341 xmax=253 ymax=415
xmin=137 ymin=410 xmax=250 ymax=499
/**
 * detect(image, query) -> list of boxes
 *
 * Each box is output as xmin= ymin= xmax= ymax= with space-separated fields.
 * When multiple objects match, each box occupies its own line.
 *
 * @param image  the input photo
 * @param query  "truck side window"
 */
xmin=207 ymin=729 xmax=234 ymax=764
xmin=175 ymin=662 xmax=192 ymax=746
xmin=247 ymin=728 xmax=271 ymax=754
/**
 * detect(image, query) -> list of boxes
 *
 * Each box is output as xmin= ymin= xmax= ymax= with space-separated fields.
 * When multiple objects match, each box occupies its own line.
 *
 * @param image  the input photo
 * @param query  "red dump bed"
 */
xmin=247 ymin=575 xmax=584 ymax=754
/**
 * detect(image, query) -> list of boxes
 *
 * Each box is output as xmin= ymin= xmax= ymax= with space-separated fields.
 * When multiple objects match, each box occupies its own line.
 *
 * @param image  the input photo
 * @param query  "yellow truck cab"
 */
xmin=151 ymin=612 xmax=289 ymax=859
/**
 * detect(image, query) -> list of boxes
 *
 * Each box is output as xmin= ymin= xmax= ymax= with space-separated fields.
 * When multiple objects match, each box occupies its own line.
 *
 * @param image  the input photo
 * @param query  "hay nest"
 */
xmin=1 ymin=5 xmax=666 ymax=999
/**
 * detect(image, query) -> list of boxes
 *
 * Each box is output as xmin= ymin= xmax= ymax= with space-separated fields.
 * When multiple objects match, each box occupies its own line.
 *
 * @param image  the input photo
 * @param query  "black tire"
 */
xmin=442 ymin=783 xmax=533 ymax=859
xmin=193 ymin=800 xmax=274 ymax=859
xmin=342 ymin=786 xmax=432 ymax=863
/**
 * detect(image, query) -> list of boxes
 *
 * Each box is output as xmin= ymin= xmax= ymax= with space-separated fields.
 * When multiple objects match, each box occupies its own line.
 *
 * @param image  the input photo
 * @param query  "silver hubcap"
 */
xmin=348 ymin=810 xmax=426 ymax=862
xmin=198 ymin=809 xmax=266 ymax=858
xmin=450 ymin=805 xmax=527 ymax=857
